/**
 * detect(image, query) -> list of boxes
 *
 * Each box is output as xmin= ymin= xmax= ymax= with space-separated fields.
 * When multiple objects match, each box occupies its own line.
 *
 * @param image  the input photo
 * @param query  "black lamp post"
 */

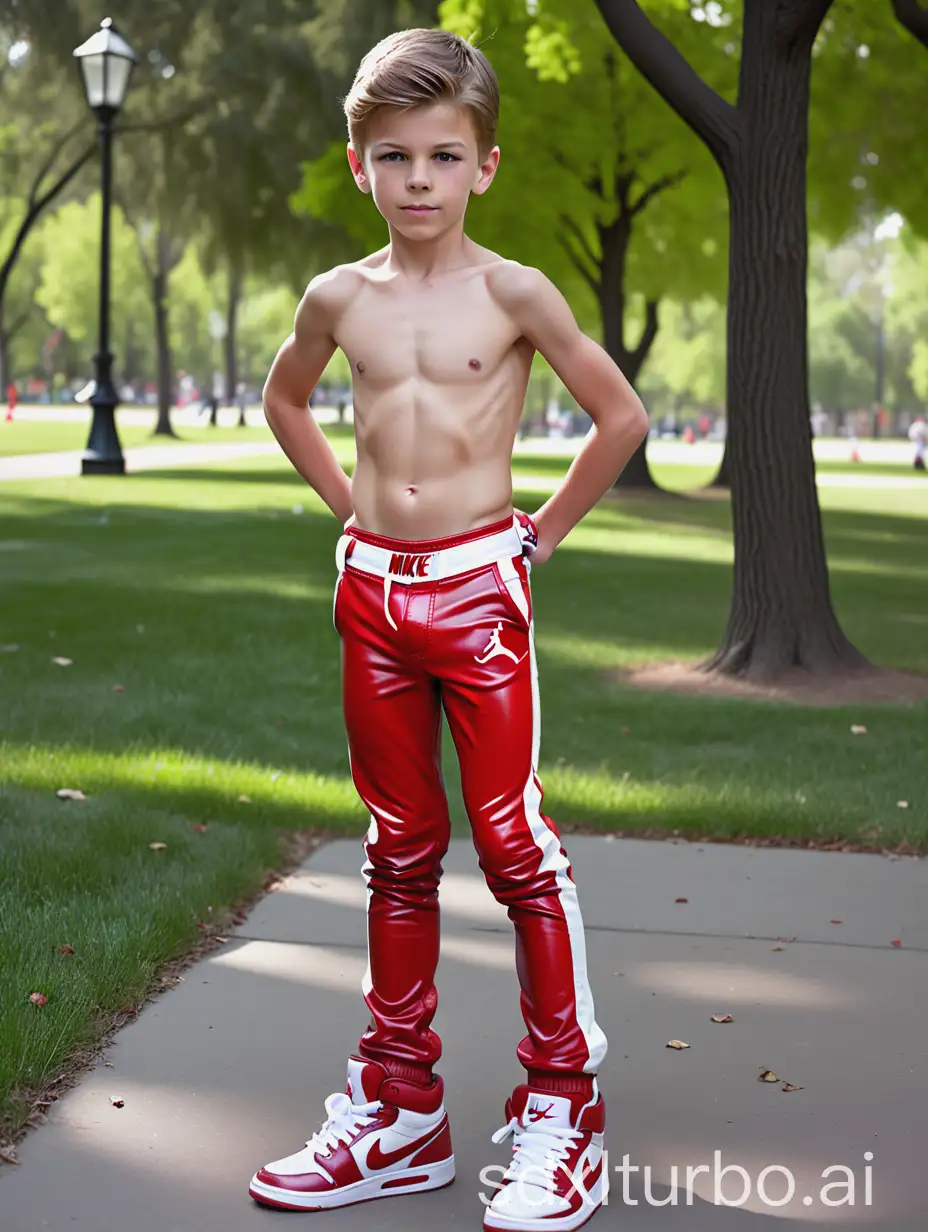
xmin=73 ymin=18 xmax=136 ymax=475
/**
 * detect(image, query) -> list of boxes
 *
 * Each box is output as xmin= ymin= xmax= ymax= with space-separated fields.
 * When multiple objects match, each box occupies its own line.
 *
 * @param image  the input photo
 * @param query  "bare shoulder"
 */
xmin=300 ymin=261 xmax=368 ymax=323
xmin=484 ymin=259 xmax=552 ymax=311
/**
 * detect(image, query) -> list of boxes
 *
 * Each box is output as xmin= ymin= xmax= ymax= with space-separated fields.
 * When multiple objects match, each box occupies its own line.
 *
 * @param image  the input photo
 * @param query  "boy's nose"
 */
xmin=406 ymin=161 xmax=432 ymax=190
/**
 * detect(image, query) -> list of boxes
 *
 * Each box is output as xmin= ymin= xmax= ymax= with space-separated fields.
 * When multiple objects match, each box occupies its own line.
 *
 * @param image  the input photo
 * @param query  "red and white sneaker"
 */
xmin=249 ymin=1057 xmax=454 ymax=1210
xmin=483 ymin=1083 xmax=607 ymax=1232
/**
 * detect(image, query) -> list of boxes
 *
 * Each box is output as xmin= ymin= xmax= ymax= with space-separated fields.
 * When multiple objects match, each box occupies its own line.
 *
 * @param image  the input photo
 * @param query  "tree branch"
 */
xmin=631 ymin=299 xmax=660 ymax=371
xmin=561 ymin=214 xmax=601 ymax=280
xmin=31 ymin=145 xmax=95 ymax=219
xmin=7 ymin=303 xmax=34 ymax=340
xmin=115 ymin=101 xmax=211 ymax=137
xmin=119 ymin=197 xmax=156 ymax=284
xmin=776 ymin=0 xmax=836 ymax=47
xmin=629 ymin=169 xmax=688 ymax=217
xmin=28 ymin=119 xmax=90 ymax=209
xmin=0 ymin=144 xmax=95 ymax=306
xmin=557 ymin=221 xmax=603 ymax=299
xmin=892 ymin=0 xmax=928 ymax=47
xmin=592 ymin=0 xmax=740 ymax=163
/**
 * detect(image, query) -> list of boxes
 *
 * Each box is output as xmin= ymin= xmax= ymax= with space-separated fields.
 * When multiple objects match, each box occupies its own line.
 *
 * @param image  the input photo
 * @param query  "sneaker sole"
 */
xmin=249 ymin=1155 xmax=455 ymax=1210
xmin=483 ymin=1172 xmax=607 ymax=1232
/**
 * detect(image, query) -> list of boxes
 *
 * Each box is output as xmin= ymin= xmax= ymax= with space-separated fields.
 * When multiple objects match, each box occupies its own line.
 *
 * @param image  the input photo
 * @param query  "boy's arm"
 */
xmin=263 ymin=276 xmax=354 ymax=525
xmin=490 ymin=263 xmax=650 ymax=560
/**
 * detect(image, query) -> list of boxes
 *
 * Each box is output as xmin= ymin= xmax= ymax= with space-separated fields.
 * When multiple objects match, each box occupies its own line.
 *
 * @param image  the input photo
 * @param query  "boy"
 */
xmin=250 ymin=28 xmax=648 ymax=1231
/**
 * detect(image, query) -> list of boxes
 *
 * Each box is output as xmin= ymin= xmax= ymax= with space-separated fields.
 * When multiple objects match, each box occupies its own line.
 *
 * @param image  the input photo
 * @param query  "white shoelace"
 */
xmin=307 ymin=1091 xmax=382 ymax=1156
xmin=492 ymin=1116 xmax=583 ymax=1188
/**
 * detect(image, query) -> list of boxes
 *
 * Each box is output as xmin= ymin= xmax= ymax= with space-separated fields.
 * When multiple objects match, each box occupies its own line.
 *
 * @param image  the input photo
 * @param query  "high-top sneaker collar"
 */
xmin=345 ymin=1057 xmax=445 ymax=1115
xmin=507 ymin=1082 xmax=603 ymax=1132
xmin=346 ymin=1057 xmax=387 ymax=1105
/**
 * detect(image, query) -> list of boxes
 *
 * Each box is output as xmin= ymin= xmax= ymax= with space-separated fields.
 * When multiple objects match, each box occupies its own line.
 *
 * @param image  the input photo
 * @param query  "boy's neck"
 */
xmin=383 ymin=223 xmax=473 ymax=281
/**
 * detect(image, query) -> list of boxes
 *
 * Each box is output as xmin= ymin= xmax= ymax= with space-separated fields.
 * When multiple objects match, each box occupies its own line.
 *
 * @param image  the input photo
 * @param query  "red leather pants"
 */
xmin=333 ymin=514 xmax=607 ymax=1081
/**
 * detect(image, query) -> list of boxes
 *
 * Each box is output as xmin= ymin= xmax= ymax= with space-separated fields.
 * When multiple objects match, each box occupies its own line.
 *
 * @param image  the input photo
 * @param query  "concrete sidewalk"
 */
xmin=0 ymin=440 xmax=282 ymax=482
xmin=2 ymin=836 xmax=926 ymax=1230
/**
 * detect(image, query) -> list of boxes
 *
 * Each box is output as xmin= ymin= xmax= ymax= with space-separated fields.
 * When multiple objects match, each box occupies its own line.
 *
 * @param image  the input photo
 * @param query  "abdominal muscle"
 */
xmin=348 ymin=372 xmax=530 ymax=542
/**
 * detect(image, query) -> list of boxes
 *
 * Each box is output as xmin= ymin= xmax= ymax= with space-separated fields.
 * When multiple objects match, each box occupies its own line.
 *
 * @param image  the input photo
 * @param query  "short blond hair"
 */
xmin=344 ymin=29 xmax=499 ymax=159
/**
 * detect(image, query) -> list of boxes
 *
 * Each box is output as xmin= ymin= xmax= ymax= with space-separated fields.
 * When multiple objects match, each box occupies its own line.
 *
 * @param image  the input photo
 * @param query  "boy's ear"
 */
xmin=472 ymin=145 xmax=500 ymax=197
xmin=347 ymin=144 xmax=371 ymax=194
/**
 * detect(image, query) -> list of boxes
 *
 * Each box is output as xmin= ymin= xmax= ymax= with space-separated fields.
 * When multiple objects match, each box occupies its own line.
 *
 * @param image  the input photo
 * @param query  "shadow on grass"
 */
xmin=2 ymin=485 xmax=928 ymax=847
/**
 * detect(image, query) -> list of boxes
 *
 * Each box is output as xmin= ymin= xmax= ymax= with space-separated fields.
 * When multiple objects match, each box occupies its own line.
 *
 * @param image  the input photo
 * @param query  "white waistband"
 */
xmin=336 ymin=525 xmax=524 ymax=583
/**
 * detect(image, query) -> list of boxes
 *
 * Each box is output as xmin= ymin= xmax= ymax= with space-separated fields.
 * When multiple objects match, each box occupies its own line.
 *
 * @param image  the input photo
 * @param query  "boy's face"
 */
xmin=348 ymin=103 xmax=499 ymax=240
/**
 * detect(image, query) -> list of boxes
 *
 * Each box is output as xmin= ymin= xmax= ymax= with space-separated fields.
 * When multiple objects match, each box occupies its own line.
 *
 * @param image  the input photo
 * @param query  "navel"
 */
xmin=468 ymin=358 xmax=481 ymax=371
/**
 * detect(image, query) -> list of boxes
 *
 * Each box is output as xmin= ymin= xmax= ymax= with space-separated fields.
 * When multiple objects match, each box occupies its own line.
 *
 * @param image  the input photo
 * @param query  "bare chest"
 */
xmin=335 ymin=281 xmax=518 ymax=387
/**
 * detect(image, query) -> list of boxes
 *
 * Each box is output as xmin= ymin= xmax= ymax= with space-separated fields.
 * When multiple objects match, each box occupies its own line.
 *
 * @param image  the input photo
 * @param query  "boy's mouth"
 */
xmin=402 ymin=205 xmax=437 ymax=213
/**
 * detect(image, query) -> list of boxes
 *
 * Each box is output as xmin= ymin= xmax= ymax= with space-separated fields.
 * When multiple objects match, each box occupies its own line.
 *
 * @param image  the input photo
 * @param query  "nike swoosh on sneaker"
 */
xmin=366 ymin=1119 xmax=446 ymax=1171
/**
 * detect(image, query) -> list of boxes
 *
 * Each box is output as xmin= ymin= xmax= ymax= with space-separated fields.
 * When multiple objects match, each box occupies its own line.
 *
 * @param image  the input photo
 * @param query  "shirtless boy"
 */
xmin=250 ymin=28 xmax=648 ymax=1231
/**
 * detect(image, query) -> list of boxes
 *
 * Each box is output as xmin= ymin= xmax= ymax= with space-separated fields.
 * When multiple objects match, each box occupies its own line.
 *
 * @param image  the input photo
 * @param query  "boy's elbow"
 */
xmin=630 ymin=400 xmax=650 ymax=443
xmin=605 ymin=397 xmax=648 ymax=444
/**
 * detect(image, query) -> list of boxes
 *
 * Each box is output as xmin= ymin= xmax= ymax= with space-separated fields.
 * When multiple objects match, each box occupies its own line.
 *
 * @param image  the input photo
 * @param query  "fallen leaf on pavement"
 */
xmin=29 ymin=993 xmax=49 ymax=1007
xmin=56 ymin=788 xmax=86 ymax=801
xmin=51 ymin=657 xmax=73 ymax=666
xmin=890 ymin=938 xmax=903 ymax=947
xmin=850 ymin=725 xmax=867 ymax=735
xmin=675 ymin=897 xmax=689 ymax=903
xmin=830 ymin=919 xmax=842 ymax=925
xmin=781 ymin=1082 xmax=803 ymax=1092
xmin=0 ymin=1144 xmax=20 ymax=1163
xmin=57 ymin=944 xmax=74 ymax=955
xmin=772 ymin=946 xmax=786 ymax=951
xmin=666 ymin=1039 xmax=690 ymax=1050
xmin=109 ymin=1096 xmax=125 ymax=1108
xmin=148 ymin=842 xmax=167 ymax=851
xmin=710 ymin=1014 xmax=734 ymax=1023
xmin=775 ymin=936 xmax=797 ymax=944
xmin=758 ymin=1069 xmax=779 ymax=1083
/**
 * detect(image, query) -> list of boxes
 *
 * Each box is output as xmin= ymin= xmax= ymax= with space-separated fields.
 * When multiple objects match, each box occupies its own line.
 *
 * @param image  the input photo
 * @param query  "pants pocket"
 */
xmin=492 ymin=556 xmax=532 ymax=631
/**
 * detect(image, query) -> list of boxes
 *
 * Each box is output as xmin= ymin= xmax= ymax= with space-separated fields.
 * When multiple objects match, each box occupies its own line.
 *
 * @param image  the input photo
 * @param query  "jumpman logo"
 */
xmin=527 ymin=1102 xmax=557 ymax=1123
xmin=475 ymin=622 xmax=527 ymax=665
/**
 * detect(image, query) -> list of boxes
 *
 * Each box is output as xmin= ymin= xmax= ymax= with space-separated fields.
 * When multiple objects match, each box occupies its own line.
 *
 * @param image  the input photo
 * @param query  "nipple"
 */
xmin=469 ymin=358 xmax=481 ymax=371
xmin=356 ymin=360 xmax=366 ymax=374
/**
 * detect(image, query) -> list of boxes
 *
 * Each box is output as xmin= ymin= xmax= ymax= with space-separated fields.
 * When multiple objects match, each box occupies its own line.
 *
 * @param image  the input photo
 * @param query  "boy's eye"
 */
xmin=378 ymin=151 xmax=460 ymax=162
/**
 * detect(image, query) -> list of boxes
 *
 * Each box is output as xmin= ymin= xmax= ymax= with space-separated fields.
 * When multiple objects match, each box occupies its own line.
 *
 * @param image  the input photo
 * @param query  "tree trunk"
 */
xmin=597 ymin=217 xmax=660 ymax=490
xmin=225 ymin=261 xmax=243 ymax=407
xmin=707 ymin=2 xmax=865 ymax=678
xmin=152 ymin=262 xmax=175 ymax=437
xmin=0 ymin=324 xmax=8 ymax=397
xmin=711 ymin=437 xmax=731 ymax=488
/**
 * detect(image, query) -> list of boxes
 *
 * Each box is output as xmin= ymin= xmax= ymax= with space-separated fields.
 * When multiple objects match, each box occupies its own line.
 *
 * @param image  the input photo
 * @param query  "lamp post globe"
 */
xmin=72 ymin=19 xmax=137 ymax=475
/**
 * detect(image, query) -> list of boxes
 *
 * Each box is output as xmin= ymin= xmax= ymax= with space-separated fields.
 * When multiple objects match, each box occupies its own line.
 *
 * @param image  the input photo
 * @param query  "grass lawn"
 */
xmin=0 ymin=416 xmax=275 ymax=457
xmin=1 ymin=437 xmax=926 ymax=1141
